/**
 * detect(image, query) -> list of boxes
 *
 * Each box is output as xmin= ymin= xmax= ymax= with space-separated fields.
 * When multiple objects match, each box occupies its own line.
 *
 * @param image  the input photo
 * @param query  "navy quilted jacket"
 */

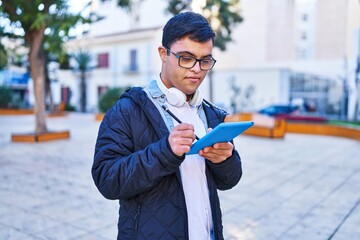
xmin=92 ymin=87 xmax=242 ymax=240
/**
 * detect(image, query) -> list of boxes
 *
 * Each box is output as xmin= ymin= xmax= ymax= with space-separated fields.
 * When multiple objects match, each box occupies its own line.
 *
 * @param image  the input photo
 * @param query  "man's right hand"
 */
xmin=168 ymin=123 xmax=196 ymax=156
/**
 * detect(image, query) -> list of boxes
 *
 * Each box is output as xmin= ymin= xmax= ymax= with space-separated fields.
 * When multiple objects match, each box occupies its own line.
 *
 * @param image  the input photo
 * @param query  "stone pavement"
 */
xmin=0 ymin=113 xmax=359 ymax=240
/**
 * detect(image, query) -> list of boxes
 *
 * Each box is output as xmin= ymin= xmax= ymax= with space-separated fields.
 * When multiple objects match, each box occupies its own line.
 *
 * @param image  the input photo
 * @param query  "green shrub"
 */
xmin=64 ymin=104 xmax=76 ymax=112
xmin=98 ymin=87 xmax=128 ymax=113
xmin=0 ymin=45 xmax=8 ymax=70
xmin=0 ymin=86 xmax=13 ymax=108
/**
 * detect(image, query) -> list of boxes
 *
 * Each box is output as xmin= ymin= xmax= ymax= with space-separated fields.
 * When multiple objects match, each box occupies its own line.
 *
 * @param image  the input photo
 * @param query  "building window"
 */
xmin=129 ymin=49 xmax=138 ymax=72
xmin=302 ymin=13 xmax=308 ymax=21
xmin=296 ymin=48 xmax=308 ymax=60
xmin=97 ymin=53 xmax=109 ymax=68
xmin=301 ymin=32 xmax=307 ymax=40
xmin=61 ymin=86 xmax=72 ymax=104
xmin=98 ymin=86 xmax=108 ymax=99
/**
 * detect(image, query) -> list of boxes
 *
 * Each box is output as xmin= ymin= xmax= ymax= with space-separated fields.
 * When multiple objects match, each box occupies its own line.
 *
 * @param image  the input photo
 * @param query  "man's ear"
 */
xmin=158 ymin=46 xmax=167 ymax=62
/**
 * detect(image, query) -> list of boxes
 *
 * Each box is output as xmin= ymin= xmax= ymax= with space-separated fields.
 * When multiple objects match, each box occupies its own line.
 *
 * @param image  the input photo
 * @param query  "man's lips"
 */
xmin=185 ymin=76 xmax=200 ymax=82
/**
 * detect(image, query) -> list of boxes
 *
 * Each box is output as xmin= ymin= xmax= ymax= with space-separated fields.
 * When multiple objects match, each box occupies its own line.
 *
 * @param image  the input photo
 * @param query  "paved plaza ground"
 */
xmin=0 ymin=113 xmax=359 ymax=240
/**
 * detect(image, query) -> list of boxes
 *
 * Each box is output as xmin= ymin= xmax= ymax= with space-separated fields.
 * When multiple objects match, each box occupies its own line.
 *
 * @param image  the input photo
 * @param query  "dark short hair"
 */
xmin=162 ymin=12 xmax=215 ymax=49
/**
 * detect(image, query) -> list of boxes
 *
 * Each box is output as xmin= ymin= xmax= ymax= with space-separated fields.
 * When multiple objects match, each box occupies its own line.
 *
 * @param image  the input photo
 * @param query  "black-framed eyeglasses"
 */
xmin=165 ymin=47 xmax=217 ymax=71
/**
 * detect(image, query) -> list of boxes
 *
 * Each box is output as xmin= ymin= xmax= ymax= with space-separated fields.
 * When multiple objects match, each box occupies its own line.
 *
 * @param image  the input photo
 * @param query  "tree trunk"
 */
xmin=45 ymin=58 xmax=54 ymax=113
xmin=27 ymin=29 xmax=47 ymax=134
xmin=80 ymin=71 xmax=86 ymax=112
xmin=45 ymin=75 xmax=54 ymax=112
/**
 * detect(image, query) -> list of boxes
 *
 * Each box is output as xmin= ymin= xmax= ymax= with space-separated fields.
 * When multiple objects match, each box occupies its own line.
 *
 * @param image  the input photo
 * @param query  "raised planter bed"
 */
xmin=11 ymin=130 xmax=70 ymax=143
xmin=286 ymin=122 xmax=360 ymax=141
xmin=226 ymin=113 xmax=360 ymax=141
xmin=225 ymin=113 xmax=286 ymax=138
xmin=244 ymin=119 xmax=286 ymax=138
xmin=95 ymin=113 xmax=105 ymax=121
xmin=0 ymin=109 xmax=33 ymax=115
xmin=47 ymin=112 xmax=68 ymax=118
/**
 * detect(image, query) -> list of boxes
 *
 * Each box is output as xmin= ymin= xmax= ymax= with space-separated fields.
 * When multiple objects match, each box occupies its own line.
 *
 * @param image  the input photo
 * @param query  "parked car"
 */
xmin=258 ymin=104 xmax=327 ymax=123
xmin=258 ymin=104 xmax=300 ymax=116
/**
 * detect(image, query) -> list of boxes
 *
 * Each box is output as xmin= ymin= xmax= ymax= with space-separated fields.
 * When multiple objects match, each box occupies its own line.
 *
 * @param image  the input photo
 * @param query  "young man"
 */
xmin=92 ymin=12 xmax=242 ymax=240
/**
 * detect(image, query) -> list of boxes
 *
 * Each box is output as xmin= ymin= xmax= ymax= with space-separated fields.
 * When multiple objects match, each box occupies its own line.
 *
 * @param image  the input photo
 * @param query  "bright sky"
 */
xmin=68 ymin=0 xmax=92 ymax=14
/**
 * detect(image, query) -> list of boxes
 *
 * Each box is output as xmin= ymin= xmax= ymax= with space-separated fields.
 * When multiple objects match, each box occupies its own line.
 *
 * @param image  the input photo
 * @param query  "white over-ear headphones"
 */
xmin=157 ymin=77 xmax=203 ymax=107
xmin=165 ymin=87 xmax=202 ymax=107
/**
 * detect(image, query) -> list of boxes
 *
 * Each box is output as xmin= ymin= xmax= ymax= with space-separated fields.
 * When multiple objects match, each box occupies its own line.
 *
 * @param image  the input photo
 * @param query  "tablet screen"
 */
xmin=187 ymin=121 xmax=254 ymax=155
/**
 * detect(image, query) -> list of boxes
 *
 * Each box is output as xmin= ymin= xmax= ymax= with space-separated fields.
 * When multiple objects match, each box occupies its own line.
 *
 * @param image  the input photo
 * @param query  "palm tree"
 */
xmin=73 ymin=49 xmax=93 ymax=112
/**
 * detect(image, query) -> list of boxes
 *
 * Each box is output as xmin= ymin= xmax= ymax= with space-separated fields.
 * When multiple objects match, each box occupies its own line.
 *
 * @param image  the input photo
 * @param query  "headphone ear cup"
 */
xmin=189 ymin=90 xmax=203 ymax=106
xmin=166 ymin=88 xmax=186 ymax=107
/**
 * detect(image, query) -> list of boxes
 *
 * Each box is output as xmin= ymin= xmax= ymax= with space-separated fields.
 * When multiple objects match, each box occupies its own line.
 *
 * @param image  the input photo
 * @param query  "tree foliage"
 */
xmin=0 ymin=0 xmax=91 ymax=65
xmin=73 ymin=49 xmax=93 ymax=72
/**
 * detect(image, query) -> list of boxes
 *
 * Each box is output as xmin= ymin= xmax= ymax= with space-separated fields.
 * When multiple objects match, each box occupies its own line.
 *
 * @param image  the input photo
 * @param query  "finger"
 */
xmin=173 ymin=145 xmax=191 ymax=153
xmin=200 ymin=151 xmax=223 ymax=162
xmin=173 ymin=136 xmax=195 ymax=146
xmin=213 ymin=142 xmax=234 ymax=150
xmin=174 ymin=123 xmax=195 ymax=131
xmin=199 ymin=146 xmax=233 ymax=162
xmin=172 ymin=127 xmax=196 ymax=141
xmin=172 ymin=130 xmax=196 ymax=142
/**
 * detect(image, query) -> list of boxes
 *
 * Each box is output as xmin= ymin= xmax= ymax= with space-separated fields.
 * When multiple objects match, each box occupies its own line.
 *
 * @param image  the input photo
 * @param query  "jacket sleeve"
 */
xmin=91 ymin=100 xmax=184 ymax=200
xmin=206 ymin=148 xmax=242 ymax=190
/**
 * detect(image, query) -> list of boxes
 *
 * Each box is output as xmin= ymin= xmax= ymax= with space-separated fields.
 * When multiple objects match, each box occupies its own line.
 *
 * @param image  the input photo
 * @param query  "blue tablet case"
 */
xmin=187 ymin=121 xmax=254 ymax=155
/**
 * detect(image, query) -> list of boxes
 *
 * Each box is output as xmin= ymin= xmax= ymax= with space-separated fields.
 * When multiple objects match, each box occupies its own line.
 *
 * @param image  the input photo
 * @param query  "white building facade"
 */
xmin=55 ymin=0 xmax=360 ymax=119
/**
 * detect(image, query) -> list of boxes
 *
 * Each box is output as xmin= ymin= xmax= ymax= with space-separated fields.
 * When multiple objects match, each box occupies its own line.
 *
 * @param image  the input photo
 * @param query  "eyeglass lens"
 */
xmin=166 ymin=47 xmax=216 ymax=70
xmin=179 ymin=56 xmax=215 ymax=70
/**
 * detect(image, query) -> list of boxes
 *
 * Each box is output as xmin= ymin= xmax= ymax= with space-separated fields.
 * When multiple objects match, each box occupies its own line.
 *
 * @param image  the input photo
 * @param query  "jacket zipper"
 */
xmin=134 ymin=204 xmax=141 ymax=230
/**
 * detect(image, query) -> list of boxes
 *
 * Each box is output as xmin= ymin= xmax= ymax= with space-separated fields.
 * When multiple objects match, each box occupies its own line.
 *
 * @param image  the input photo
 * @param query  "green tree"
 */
xmin=112 ymin=0 xmax=243 ymax=101
xmin=0 ymin=43 xmax=7 ymax=70
xmin=166 ymin=0 xmax=243 ymax=51
xmin=73 ymin=49 xmax=93 ymax=112
xmin=0 ymin=0 xmax=91 ymax=134
xmin=98 ymin=87 xmax=128 ymax=113
xmin=166 ymin=0 xmax=243 ymax=101
xmin=115 ymin=0 xmax=243 ymax=51
xmin=0 ymin=86 xmax=12 ymax=108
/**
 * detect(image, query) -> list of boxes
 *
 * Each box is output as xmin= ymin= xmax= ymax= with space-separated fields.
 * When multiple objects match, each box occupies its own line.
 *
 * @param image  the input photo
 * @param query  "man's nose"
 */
xmin=191 ymin=60 xmax=202 ymax=72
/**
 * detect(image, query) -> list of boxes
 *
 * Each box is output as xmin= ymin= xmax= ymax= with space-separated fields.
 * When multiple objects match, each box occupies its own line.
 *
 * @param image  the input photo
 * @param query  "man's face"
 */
xmin=159 ymin=37 xmax=214 ymax=100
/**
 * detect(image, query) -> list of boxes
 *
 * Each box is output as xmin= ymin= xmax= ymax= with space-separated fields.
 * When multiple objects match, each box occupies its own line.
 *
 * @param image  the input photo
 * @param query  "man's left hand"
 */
xmin=198 ymin=142 xmax=234 ymax=164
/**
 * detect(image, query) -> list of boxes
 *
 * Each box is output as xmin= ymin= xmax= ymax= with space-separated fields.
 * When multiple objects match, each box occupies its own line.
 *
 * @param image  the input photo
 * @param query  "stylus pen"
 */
xmin=161 ymin=105 xmax=200 ymax=140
